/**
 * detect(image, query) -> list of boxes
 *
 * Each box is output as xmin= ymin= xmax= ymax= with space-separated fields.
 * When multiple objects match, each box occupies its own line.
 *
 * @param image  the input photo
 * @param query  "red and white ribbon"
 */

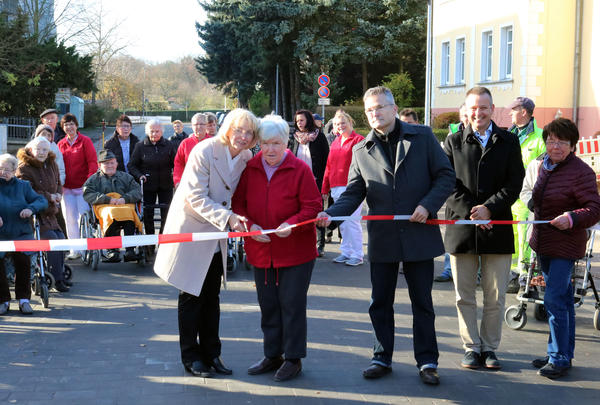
xmin=0 ymin=216 xmax=595 ymax=253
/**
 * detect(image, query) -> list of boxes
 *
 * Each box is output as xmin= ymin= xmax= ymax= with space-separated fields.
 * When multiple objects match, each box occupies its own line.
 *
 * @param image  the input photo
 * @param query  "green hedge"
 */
xmin=433 ymin=128 xmax=449 ymax=143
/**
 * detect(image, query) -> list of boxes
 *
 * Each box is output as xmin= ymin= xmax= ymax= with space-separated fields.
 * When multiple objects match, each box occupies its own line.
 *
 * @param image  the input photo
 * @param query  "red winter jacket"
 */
xmin=173 ymin=134 xmax=211 ymax=186
xmin=321 ymin=131 xmax=364 ymax=195
xmin=232 ymin=151 xmax=322 ymax=268
xmin=57 ymin=133 xmax=98 ymax=189
xmin=530 ymin=153 xmax=600 ymax=259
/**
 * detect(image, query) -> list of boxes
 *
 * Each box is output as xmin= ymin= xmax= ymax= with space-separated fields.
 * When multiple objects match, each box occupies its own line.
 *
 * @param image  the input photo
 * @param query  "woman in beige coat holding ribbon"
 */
xmin=154 ymin=109 xmax=259 ymax=378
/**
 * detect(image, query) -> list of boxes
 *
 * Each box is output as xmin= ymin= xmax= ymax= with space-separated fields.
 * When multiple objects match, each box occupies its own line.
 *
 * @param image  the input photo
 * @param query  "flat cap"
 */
xmin=97 ymin=149 xmax=116 ymax=162
xmin=39 ymin=108 xmax=59 ymax=119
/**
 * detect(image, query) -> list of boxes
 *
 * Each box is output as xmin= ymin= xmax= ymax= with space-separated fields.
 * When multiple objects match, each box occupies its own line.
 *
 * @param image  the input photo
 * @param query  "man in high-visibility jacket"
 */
xmin=506 ymin=97 xmax=545 ymax=293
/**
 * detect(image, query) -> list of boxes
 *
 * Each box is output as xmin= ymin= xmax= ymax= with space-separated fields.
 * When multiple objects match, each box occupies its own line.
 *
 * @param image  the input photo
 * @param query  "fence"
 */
xmin=0 ymin=116 xmax=37 ymax=141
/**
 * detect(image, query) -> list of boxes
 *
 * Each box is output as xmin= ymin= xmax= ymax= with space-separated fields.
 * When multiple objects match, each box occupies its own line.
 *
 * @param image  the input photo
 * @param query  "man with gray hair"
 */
xmin=173 ymin=113 xmax=209 ymax=187
xmin=317 ymin=86 xmax=455 ymax=385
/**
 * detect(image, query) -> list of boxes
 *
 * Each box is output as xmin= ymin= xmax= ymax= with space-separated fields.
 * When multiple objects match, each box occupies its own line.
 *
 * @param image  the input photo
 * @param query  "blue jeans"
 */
xmin=538 ymin=255 xmax=575 ymax=367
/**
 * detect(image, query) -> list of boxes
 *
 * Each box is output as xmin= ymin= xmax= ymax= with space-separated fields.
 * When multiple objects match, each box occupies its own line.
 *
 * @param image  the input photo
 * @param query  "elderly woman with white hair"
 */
xmin=17 ymin=137 xmax=70 ymax=292
xmin=0 ymin=153 xmax=47 ymax=315
xmin=154 ymin=108 xmax=259 ymax=378
xmin=128 ymin=119 xmax=175 ymax=236
xmin=232 ymin=115 xmax=322 ymax=382
xmin=34 ymin=124 xmax=65 ymax=185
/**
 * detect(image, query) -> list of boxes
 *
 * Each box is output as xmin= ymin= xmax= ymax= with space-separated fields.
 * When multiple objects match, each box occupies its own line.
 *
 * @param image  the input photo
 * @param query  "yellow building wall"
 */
xmin=578 ymin=0 xmax=600 ymax=136
xmin=431 ymin=0 xmax=581 ymax=129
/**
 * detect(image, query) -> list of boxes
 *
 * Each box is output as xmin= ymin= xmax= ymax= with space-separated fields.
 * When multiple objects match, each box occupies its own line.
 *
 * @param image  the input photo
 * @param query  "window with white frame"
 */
xmin=441 ymin=41 xmax=450 ymax=85
xmin=500 ymin=26 xmax=513 ymax=79
xmin=481 ymin=31 xmax=493 ymax=81
xmin=455 ymin=37 xmax=465 ymax=84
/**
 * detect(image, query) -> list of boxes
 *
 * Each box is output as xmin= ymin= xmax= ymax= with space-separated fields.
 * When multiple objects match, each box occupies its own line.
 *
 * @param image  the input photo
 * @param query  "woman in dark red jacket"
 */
xmin=232 ymin=115 xmax=321 ymax=382
xmin=530 ymin=118 xmax=600 ymax=379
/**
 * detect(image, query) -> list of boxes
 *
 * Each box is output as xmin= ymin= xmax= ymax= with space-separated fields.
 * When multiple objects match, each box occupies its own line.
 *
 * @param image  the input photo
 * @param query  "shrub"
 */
xmin=381 ymin=72 xmax=414 ymax=108
xmin=433 ymin=128 xmax=450 ymax=143
xmin=433 ymin=111 xmax=460 ymax=130
xmin=248 ymin=90 xmax=271 ymax=117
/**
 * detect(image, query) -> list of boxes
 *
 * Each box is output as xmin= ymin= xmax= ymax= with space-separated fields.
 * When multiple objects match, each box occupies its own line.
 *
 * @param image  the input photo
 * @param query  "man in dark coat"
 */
xmin=40 ymin=108 xmax=66 ymax=143
xmin=443 ymin=86 xmax=524 ymax=371
xmin=317 ymin=86 xmax=455 ymax=385
xmin=104 ymin=115 xmax=139 ymax=173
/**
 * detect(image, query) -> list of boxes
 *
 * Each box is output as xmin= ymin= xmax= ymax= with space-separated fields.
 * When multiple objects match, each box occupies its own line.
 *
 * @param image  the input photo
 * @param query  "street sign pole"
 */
xmin=317 ymin=73 xmax=331 ymax=122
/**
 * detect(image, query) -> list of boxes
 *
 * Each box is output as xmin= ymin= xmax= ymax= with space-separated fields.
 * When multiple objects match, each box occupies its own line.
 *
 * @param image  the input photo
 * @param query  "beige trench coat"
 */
xmin=153 ymin=136 xmax=251 ymax=296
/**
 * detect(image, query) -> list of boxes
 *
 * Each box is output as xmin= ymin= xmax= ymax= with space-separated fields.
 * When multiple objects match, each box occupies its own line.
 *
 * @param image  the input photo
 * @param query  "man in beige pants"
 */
xmin=443 ymin=87 xmax=524 ymax=370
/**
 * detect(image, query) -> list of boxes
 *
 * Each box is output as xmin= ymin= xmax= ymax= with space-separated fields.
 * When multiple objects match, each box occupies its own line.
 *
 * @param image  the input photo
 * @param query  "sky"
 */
xmin=56 ymin=0 xmax=207 ymax=63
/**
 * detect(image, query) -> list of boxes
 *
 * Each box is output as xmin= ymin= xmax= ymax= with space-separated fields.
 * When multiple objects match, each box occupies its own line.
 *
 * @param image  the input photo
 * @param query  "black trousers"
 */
xmin=40 ymin=229 xmax=65 ymax=282
xmin=105 ymin=220 xmax=135 ymax=237
xmin=0 ymin=252 xmax=31 ymax=302
xmin=369 ymin=260 xmax=439 ymax=368
xmin=178 ymin=252 xmax=223 ymax=366
xmin=143 ymin=188 xmax=172 ymax=235
xmin=254 ymin=260 xmax=314 ymax=359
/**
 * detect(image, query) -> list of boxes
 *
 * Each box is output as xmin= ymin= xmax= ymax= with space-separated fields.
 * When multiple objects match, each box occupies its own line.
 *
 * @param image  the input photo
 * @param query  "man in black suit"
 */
xmin=317 ymin=86 xmax=455 ymax=385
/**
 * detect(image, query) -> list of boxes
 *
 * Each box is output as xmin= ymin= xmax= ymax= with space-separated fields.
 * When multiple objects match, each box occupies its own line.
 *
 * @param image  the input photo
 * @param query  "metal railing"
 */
xmin=0 ymin=116 xmax=37 ymax=141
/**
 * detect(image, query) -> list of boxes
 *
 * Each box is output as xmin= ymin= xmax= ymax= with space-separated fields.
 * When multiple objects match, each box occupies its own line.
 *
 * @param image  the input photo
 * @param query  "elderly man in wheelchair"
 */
xmin=83 ymin=150 xmax=143 ymax=263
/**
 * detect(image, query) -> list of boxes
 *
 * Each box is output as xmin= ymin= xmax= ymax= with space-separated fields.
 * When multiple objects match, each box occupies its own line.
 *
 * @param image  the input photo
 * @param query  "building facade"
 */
xmin=0 ymin=0 xmax=56 ymax=40
xmin=431 ymin=0 xmax=598 ymax=137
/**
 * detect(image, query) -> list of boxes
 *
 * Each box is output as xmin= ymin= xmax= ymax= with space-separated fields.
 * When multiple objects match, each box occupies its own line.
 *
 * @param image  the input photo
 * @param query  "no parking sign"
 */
xmin=318 ymin=86 xmax=330 ymax=98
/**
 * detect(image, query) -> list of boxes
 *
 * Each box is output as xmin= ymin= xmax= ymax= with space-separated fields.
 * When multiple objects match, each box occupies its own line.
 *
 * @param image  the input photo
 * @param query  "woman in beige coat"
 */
xmin=154 ymin=109 xmax=258 ymax=378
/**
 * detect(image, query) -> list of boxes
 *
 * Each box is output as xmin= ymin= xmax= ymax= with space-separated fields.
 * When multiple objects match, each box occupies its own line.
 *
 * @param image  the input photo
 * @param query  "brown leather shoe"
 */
xmin=247 ymin=356 xmax=283 ymax=375
xmin=273 ymin=360 xmax=302 ymax=382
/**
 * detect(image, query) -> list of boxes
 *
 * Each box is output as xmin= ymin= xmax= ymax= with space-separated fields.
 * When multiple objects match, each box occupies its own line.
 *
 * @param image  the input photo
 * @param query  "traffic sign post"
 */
xmin=317 ymin=73 xmax=331 ymax=120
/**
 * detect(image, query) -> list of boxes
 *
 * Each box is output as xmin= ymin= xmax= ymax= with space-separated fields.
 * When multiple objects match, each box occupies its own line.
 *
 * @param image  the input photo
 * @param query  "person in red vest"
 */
xmin=173 ymin=113 xmax=211 ymax=188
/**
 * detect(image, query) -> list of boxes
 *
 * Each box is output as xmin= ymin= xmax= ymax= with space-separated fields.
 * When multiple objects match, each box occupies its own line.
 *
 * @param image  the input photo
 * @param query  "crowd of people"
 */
xmin=0 ymin=85 xmax=598 ymax=386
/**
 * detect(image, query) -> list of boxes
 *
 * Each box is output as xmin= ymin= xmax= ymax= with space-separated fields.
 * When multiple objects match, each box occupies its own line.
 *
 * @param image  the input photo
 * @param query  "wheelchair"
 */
xmin=79 ymin=208 xmax=100 ymax=271
xmin=226 ymin=237 xmax=249 ymax=274
xmin=505 ymin=229 xmax=600 ymax=331
xmin=88 ymin=199 xmax=148 ymax=268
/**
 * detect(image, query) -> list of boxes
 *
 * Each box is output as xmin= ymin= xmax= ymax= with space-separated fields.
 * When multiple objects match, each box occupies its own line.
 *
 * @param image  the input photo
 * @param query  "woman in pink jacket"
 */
xmin=321 ymin=110 xmax=365 ymax=266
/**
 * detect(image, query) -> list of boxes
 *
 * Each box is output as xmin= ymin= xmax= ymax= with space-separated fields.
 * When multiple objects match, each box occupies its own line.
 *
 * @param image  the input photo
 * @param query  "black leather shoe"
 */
xmin=102 ymin=250 xmax=121 ymax=263
xmin=273 ymin=360 xmax=302 ymax=382
xmin=210 ymin=356 xmax=232 ymax=375
xmin=123 ymin=249 xmax=138 ymax=262
xmin=63 ymin=279 xmax=73 ymax=287
xmin=362 ymin=363 xmax=392 ymax=379
xmin=248 ymin=356 xmax=283 ymax=375
xmin=184 ymin=360 xmax=213 ymax=377
xmin=461 ymin=351 xmax=481 ymax=369
xmin=53 ymin=280 xmax=70 ymax=293
xmin=419 ymin=368 xmax=440 ymax=385
xmin=532 ymin=356 xmax=549 ymax=369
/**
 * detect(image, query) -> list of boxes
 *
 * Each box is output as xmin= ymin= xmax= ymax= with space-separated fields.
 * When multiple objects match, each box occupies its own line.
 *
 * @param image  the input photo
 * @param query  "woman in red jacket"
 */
xmin=530 ymin=118 xmax=600 ymax=379
xmin=57 ymin=113 xmax=98 ymax=260
xmin=321 ymin=110 xmax=365 ymax=266
xmin=232 ymin=115 xmax=322 ymax=382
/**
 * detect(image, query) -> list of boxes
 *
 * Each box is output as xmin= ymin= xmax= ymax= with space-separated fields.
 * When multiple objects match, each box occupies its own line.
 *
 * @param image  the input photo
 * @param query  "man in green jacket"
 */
xmin=83 ymin=150 xmax=143 ymax=262
xmin=506 ymin=97 xmax=546 ymax=293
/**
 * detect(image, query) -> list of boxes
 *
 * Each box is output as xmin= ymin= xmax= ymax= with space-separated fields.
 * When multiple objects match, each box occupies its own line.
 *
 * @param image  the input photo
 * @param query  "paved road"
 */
xmin=2 ymin=223 xmax=600 ymax=404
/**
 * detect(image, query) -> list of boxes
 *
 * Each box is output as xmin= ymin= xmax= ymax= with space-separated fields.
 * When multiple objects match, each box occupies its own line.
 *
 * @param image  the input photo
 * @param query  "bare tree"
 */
xmin=65 ymin=0 xmax=128 ymax=103
xmin=18 ymin=0 xmax=87 ymax=42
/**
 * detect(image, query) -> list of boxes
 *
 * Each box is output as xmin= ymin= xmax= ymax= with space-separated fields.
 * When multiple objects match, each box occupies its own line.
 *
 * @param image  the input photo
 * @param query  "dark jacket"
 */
xmin=127 ymin=136 xmax=175 ymax=192
xmin=232 ymin=151 xmax=322 ymax=268
xmin=443 ymin=121 xmax=525 ymax=254
xmin=83 ymin=170 xmax=143 ymax=205
xmin=326 ymin=119 xmax=455 ymax=262
xmin=104 ymin=132 xmax=140 ymax=173
xmin=289 ymin=130 xmax=329 ymax=192
xmin=0 ymin=176 xmax=48 ymax=253
xmin=169 ymin=131 xmax=188 ymax=152
xmin=530 ymin=153 xmax=600 ymax=259
xmin=16 ymin=149 xmax=62 ymax=234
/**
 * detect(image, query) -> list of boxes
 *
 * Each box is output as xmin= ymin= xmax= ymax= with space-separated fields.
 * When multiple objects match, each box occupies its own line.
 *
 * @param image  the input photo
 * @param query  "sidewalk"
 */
xmin=2 ymin=228 xmax=600 ymax=405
